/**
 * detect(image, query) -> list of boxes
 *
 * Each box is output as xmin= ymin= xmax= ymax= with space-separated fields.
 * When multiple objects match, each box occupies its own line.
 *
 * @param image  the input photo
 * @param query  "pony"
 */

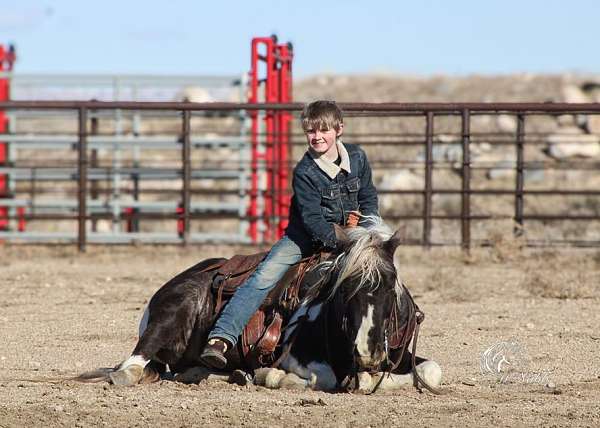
xmin=77 ymin=217 xmax=442 ymax=393
xmin=253 ymin=219 xmax=442 ymax=392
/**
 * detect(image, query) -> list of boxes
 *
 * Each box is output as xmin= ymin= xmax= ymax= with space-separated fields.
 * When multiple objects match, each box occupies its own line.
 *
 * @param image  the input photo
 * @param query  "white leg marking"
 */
xmin=355 ymin=304 xmax=375 ymax=358
xmin=253 ymin=368 xmax=287 ymax=388
xmin=280 ymin=373 xmax=309 ymax=390
xmin=416 ymin=360 xmax=442 ymax=388
xmin=119 ymin=354 xmax=150 ymax=370
xmin=345 ymin=371 xmax=373 ymax=392
xmin=281 ymin=355 xmax=337 ymax=391
xmin=372 ymin=360 xmax=442 ymax=391
xmin=372 ymin=372 xmax=412 ymax=390
xmin=138 ymin=305 xmax=150 ymax=338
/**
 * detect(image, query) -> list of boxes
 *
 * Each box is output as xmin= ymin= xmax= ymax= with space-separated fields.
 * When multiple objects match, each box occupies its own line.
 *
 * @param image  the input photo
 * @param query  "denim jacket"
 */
xmin=285 ymin=142 xmax=379 ymax=250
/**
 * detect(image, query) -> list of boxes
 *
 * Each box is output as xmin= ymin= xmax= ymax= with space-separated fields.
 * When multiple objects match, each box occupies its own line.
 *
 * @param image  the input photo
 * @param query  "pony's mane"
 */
xmin=304 ymin=216 xmax=400 ymax=303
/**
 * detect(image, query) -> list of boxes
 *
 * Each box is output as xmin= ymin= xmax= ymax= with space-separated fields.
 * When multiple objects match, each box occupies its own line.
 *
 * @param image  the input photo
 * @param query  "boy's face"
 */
xmin=304 ymin=124 xmax=343 ymax=157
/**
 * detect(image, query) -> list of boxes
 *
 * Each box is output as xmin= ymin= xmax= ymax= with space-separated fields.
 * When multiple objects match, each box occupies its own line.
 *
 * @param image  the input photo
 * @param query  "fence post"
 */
xmin=423 ymin=112 xmax=434 ymax=248
xmin=90 ymin=111 xmax=98 ymax=232
xmin=77 ymin=107 xmax=88 ymax=252
xmin=461 ymin=109 xmax=471 ymax=250
xmin=514 ymin=114 xmax=525 ymax=236
xmin=181 ymin=109 xmax=191 ymax=246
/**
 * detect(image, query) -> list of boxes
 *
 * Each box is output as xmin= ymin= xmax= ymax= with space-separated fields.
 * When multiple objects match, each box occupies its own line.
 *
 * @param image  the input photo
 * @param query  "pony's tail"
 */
xmin=72 ymin=362 xmax=161 ymax=385
xmin=72 ymin=366 xmax=119 ymax=383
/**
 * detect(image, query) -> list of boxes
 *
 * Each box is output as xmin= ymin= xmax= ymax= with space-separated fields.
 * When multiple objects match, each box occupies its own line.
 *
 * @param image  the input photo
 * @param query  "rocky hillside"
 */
xmin=295 ymin=73 xmax=599 ymax=104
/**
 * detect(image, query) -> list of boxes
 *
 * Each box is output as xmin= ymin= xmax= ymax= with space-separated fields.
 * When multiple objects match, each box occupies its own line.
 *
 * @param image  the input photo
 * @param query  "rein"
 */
xmin=366 ymin=279 xmax=443 ymax=395
xmin=270 ymin=238 xmax=443 ymax=395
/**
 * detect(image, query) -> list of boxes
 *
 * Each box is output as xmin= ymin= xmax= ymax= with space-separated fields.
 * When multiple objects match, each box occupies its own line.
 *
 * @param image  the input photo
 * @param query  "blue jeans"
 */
xmin=209 ymin=235 xmax=310 ymax=347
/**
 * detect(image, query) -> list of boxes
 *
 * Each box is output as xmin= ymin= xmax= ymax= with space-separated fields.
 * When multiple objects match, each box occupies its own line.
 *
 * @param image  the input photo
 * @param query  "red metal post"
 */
xmin=248 ymin=38 xmax=271 ymax=242
xmin=123 ymin=207 xmax=134 ymax=232
xmin=248 ymin=37 xmax=276 ymax=242
xmin=275 ymin=42 xmax=293 ymax=239
xmin=0 ymin=44 xmax=16 ymax=231
xmin=263 ymin=36 xmax=277 ymax=242
xmin=248 ymin=36 xmax=294 ymax=243
xmin=248 ymin=39 xmax=259 ymax=242
xmin=176 ymin=205 xmax=184 ymax=238
xmin=17 ymin=206 xmax=25 ymax=232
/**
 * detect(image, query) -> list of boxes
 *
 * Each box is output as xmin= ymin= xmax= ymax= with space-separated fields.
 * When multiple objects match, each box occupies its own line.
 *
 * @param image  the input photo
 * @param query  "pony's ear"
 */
xmin=384 ymin=227 xmax=405 ymax=256
xmin=333 ymin=224 xmax=351 ymax=249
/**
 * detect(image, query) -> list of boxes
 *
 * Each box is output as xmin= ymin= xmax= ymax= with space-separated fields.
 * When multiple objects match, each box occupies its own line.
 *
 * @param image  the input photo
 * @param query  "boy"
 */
xmin=200 ymin=100 xmax=379 ymax=369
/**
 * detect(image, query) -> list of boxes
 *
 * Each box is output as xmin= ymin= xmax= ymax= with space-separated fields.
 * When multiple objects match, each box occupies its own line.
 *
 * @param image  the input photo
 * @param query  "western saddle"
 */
xmin=198 ymin=251 xmax=325 ymax=368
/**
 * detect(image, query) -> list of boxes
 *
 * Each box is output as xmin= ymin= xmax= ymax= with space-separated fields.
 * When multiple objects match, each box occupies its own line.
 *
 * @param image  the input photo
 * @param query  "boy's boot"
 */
xmin=200 ymin=338 xmax=229 ymax=369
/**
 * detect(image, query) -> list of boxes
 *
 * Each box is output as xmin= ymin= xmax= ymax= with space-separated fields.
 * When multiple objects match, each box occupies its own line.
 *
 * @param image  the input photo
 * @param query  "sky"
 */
xmin=1 ymin=0 xmax=600 ymax=78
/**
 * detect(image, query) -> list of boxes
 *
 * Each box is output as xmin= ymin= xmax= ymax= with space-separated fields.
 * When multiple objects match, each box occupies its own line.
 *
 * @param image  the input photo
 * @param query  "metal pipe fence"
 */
xmin=0 ymin=101 xmax=599 ymax=251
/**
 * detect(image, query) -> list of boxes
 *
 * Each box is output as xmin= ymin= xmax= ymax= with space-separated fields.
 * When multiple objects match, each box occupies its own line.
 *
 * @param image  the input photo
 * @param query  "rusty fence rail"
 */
xmin=1 ymin=101 xmax=599 ymax=251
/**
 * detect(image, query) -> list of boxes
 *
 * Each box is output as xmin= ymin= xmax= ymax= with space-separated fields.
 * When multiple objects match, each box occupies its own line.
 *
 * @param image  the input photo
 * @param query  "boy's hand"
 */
xmin=346 ymin=211 xmax=361 ymax=228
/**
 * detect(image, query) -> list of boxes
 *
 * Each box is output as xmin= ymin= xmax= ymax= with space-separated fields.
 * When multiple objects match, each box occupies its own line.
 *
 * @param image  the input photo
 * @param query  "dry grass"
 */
xmin=486 ymin=221 xmax=527 ymax=262
xmin=523 ymin=269 xmax=599 ymax=299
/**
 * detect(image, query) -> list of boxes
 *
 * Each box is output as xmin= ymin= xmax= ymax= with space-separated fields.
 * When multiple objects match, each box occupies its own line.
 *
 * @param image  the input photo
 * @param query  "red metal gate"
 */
xmin=0 ymin=44 xmax=16 ymax=231
xmin=248 ymin=35 xmax=293 ymax=243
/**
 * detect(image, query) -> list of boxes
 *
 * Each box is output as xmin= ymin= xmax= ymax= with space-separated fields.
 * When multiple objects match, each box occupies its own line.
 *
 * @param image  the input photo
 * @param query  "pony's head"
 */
xmin=307 ymin=217 xmax=403 ymax=371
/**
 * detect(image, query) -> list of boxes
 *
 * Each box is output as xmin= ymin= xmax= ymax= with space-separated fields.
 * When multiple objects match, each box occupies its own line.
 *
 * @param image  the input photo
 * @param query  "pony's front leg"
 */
xmin=108 ymin=355 xmax=161 ymax=385
xmin=173 ymin=366 xmax=230 ymax=384
xmin=254 ymin=357 xmax=338 ymax=391
xmin=370 ymin=360 xmax=442 ymax=392
xmin=341 ymin=372 xmax=375 ymax=393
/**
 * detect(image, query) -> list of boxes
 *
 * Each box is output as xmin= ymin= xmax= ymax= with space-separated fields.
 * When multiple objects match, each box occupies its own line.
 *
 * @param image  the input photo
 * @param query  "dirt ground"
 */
xmin=0 ymin=243 xmax=599 ymax=427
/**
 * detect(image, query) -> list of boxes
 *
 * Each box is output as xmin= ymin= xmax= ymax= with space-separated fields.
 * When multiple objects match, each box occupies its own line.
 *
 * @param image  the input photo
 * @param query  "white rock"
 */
xmin=477 ymin=151 xmax=516 ymax=165
xmin=547 ymin=133 xmax=599 ymax=145
xmin=316 ymin=75 xmax=331 ymax=86
xmin=485 ymin=155 xmax=544 ymax=181
xmin=587 ymin=116 xmax=600 ymax=135
xmin=378 ymin=170 xmax=425 ymax=213
xmin=496 ymin=115 xmax=517 ymax=133
xmin=177 ymin=86 xmax=213 ymax=103
xmin=378 ymin=169 xmax=424 ymax=190
xmin=562 ymin=84 xmax=589 ymax=103
xmin=556 ymin=115 xmax=577 ymax=127
xmin=547 ymin=141 xmax=600 ymax=159
xmin=435 ymin=134 xmax=459 ymax=144
xmin=473 ymin=142 xmax=492 ymax=153
xmin=555 ymin=125 xmax=585 ymax=136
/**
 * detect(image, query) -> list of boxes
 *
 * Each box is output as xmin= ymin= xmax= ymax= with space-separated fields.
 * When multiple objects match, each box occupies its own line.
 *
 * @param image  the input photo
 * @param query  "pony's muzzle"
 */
xmin=355 ymin=346 xmax=386 ymax=371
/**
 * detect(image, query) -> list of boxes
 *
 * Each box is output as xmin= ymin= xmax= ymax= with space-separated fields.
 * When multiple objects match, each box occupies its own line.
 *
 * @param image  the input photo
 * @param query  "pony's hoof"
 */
xmin=229 ymin=369 xmax=252 ymax=386
xmin=174 ymin=366 xmax=230 ymax=384
xmin=109 ymin=365 xmax=144 ymax=386
xmin=346 ymin=372 xmax=373 ymax=392
xmin=280 ymin=373 xmax=308 ymax=390
xmin=139 ymin=367 xmax=161 ymax=384
xmin=342 ymin=372 xmax=373 ymax=392
xmin=253 ymin=368 xmax=286 ymax=388
xmin=417 ymin=360 xmax=442 ymax=388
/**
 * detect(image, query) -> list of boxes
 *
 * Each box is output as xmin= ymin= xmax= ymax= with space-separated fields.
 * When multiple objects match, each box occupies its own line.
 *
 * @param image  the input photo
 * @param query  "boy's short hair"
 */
xmin=301 ymin=100 xmax=343 ymax=132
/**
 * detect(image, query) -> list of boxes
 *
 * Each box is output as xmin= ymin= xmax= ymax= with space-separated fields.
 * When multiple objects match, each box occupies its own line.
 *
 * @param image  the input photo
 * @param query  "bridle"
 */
xmin=340 ymin=278 xmax=443 ymax=395
xmin=274 ymin=256 xmax=443 ymax=395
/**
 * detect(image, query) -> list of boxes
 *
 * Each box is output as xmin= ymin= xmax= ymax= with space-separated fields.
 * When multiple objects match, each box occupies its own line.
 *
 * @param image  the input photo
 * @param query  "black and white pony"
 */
xmin=254 ymin=219 xmax=442 ymax=392
xmin=77 ymin=218 xmax=441 ymax=393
